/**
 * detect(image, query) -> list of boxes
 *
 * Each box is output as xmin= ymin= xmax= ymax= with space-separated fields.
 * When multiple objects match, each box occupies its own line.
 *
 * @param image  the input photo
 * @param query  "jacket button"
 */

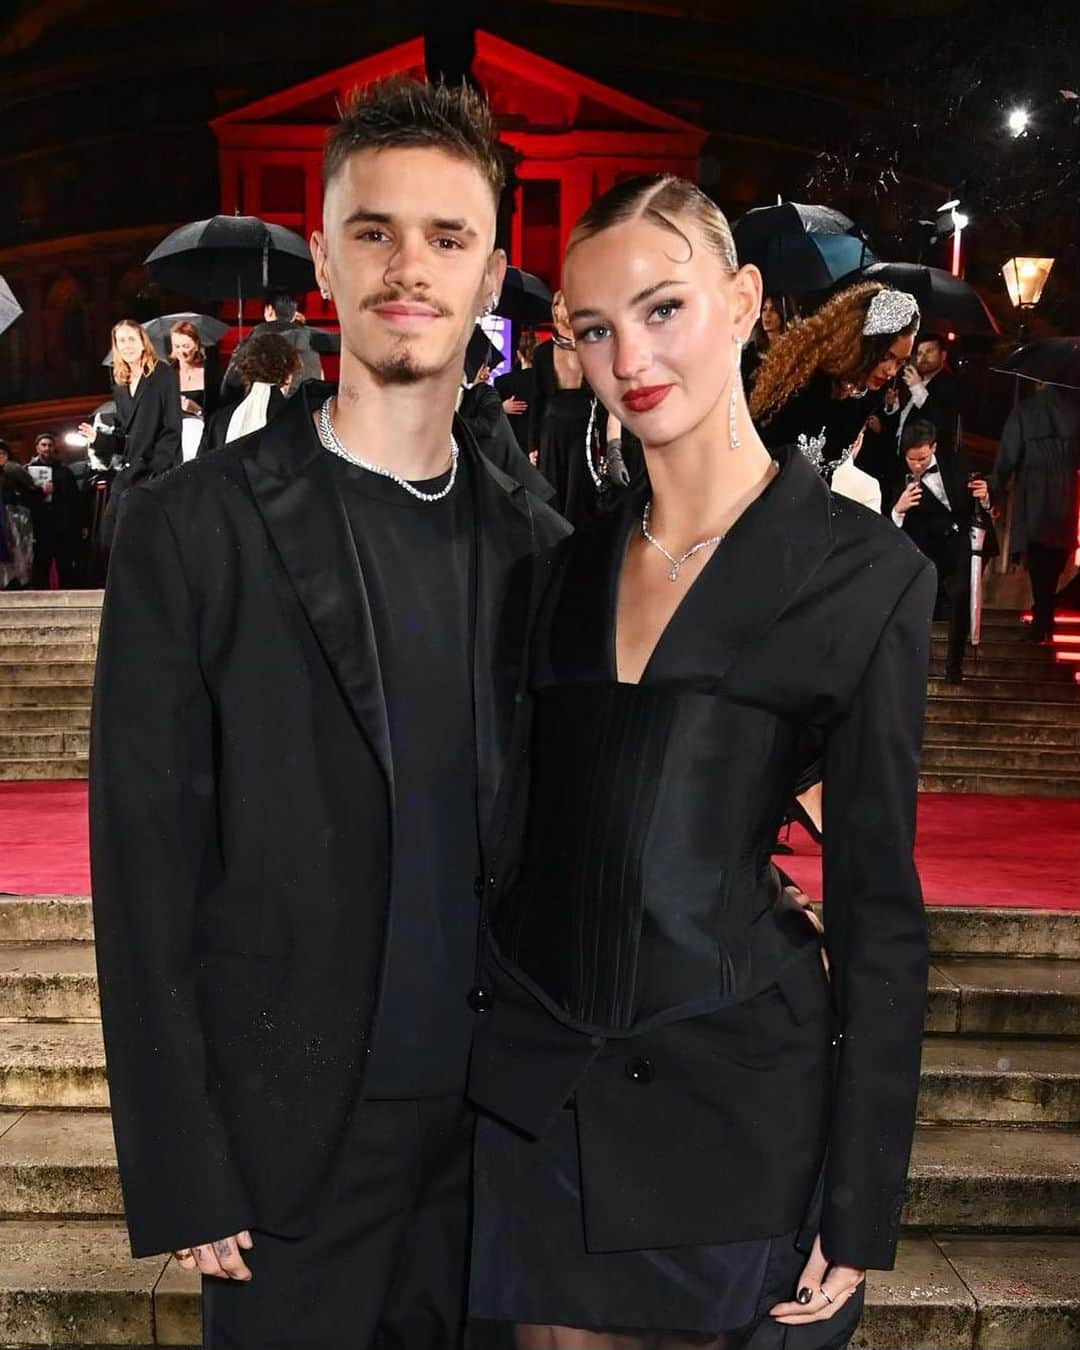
xmin=624 ymin=1056 xmax=654 ymax=1084
xmin=467 ymin=986 xmax=494 ymax=1014
xmin=473 ymin=875 xmax=484 ymax=899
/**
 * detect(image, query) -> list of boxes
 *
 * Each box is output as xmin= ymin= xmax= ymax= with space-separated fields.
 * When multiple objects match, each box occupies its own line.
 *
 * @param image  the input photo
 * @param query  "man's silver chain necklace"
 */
xmin=317 ymin=397 xmax=459 ymax=503
xmin=642 ymin=501 xmax=725 ymax=582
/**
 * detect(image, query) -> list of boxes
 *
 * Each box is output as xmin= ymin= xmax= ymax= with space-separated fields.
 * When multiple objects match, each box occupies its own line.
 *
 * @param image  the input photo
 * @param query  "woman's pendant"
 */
xmin=668 ymin=565 xmax=680 ymax=582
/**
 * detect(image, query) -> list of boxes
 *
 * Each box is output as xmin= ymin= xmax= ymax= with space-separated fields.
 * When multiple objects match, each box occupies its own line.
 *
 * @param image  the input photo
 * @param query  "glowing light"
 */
xmin=1002 ymin=257 xmax=1055 ymax=309
xmin=1008 ymin=107 xmax=1030 ymax=136
xmin=64 ymin=432 xmax=88 ymax=449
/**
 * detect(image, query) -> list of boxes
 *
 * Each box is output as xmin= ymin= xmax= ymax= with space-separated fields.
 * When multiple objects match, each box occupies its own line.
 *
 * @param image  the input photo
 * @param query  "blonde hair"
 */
xmin=110 ymin=319 xmax=158 ymax=386
xmin=566 ymin=173 xmax=738 ymax=274
xmin=749 ymin=283 xmax=919 ymax=424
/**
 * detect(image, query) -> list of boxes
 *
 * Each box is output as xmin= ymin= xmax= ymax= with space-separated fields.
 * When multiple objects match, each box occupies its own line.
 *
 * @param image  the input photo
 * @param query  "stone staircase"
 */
xmin=0 ymin=899 xmax=1076 ymax=1348
xmin=922 ymin=610 xmax=1080 ymax=798
xmin=0 ymin=593 xmax=102 ymax=783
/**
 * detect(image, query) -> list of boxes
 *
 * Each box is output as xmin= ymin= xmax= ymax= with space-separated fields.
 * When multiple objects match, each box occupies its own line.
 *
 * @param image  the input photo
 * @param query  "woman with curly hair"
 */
xmin=749 ymin=282 xmax=919 ymax=484
xmin=198 ymin=332 xmax=302 ymax=454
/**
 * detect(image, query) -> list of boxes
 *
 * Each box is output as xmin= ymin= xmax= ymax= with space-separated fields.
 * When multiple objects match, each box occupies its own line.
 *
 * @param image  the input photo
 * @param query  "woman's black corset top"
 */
xmin=493 ymin=682 xmax=818 ymax=1037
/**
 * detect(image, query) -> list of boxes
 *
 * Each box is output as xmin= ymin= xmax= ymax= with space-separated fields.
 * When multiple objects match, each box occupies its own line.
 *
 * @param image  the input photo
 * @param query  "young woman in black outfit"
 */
xmin=468 ymin=176 xmax=934 ymax=1349
xmin=79 ymin=319 xmax=181 ymax=548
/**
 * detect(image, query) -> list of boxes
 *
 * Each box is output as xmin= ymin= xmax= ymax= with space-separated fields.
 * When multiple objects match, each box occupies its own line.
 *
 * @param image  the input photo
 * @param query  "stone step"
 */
xmin=927 ymin=675 xmax=1080 ymax=702
xmin=0 ymin=623 xmax=97 ymax=645
xmin=0 ymin=591 xmax=104 ymax=609
xmin=926 ymin=959 xmax=1080 ymax=1037
xmin=0 ymin=1024 xmax=108 ymax=1109
xmin=919 ymin=769 xmax=1080 ymax=798
xmin=921 ymin=743 xmax=1080 ymax=775
xmin=1 ymin=1111 xmax=1074 ymax=1235
xmin=1 ymin=685 xmax=93 ymax=709
xmin=0 ymin=900 xmax=93 ymax=946
xmin=924 ymin=720 xmax=1080 ymax=749
xmin=926 ymin=908 xmax=1080 ymax=960
xmin=0 ymin=641 xmax=98 ymax=662
xmin=10 ymin=901 xmax=1073 ymax=959
xmin=0 ymin=758 xmax=89 ymax=782
xmin=933 ymin=656 xmax=1078 ymax=682
xmin=925 ymin=696 xmax=1080 ymax=727
xmin=918 ymin=1037 xmax=1080 ymax=1125
xmin=0 ymin=1111 xmax=120 ymax=1218
xmin=1 ymin=1022 xmax=1074 ymax=1123
xmin=0 ymin=707 xmax=91 ymax=732
xmin=0 ymin=945 xmax=100 ymax=1021
xmin=0 ymin=662 xmax=96 ymax=687
xmin=905 ymin=1123 xmax=1080 ymax=1231
xmin=931 ymin=636 xmax=1063 ymax=660
xmin=0 ymin=1226 xmax=1076 ymax=1348
xmin=0 ymin=730 xmax=90 ymax=758
xmin=7 ymin=943 xmax=1077 ymax=1036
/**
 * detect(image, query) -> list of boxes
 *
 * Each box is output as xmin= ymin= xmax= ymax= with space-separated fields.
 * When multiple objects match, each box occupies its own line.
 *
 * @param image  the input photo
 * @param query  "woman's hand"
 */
xmin=770 ymin=1233 xmax=864 ymax=1325
xmin=502 ymin=396 xmax=528 ymax=415
xmin=78 ymin=422 xmax=97 ymax=446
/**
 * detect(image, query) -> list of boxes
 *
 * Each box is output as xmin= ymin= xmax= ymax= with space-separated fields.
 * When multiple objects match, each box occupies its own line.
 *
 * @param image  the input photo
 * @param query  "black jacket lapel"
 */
xmin=633 ymin=446 xmax=836 ymax=684
xmin=468 ymin=426 xmax=539 ymax=845
xmin=241 ymin=386 xmax=394 ymax=799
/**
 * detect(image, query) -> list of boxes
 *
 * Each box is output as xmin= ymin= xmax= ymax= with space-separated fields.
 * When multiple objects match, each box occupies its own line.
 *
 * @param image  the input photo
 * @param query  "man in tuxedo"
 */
xmin=91 ymin=78 xmax=566 ymax=1349
xmin=890 ymin=417 xmax=988 ymax=682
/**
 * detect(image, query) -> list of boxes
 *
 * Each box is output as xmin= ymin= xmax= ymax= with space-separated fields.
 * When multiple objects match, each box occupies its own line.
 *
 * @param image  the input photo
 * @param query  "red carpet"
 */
xmin=0 ymin=782 xmax=1077 ymax=910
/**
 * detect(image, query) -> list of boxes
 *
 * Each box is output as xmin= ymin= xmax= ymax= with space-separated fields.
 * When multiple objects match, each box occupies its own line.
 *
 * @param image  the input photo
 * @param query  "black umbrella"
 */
xmin=845 ymin=262 xmax=1000 ymax=338
xmin=495 ymin=267 xmax=553 ymax=325
xmin=145 ymin=216 xmax=316 ymax=329
xmin=732 ymin=202 xmax=874 ymax=294
xmin=102 ymin=312 xmax=231 ymax=364
xmin=0 ymin=274 xmax=22 ymax=337
xmin=991 ymin=337 xmax=1080 ymax=390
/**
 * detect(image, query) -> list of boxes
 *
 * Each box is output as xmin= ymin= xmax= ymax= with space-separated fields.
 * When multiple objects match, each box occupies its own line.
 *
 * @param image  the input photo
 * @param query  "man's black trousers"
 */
xmin=202 ymin=1097 xmax=473 ymax=1350
xmin=1026 ymin=542 xmax=1068 ymax=641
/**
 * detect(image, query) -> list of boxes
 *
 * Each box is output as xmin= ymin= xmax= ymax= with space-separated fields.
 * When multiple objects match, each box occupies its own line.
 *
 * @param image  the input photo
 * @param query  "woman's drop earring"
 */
xmin=730 ymin=338 xmax=744 ymax=450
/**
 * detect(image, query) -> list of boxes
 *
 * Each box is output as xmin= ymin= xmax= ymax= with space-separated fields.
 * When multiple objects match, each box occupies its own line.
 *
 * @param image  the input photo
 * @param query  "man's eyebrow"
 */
xmin=569 ymin=279 xmax=686 ymax=323
xmin=341 ymin=206 xmax=477 ymax=238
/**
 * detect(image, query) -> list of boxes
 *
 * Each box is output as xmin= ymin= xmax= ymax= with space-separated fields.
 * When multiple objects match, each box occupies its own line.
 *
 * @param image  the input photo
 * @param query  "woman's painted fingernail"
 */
xmin=797 ymin=1286 xmax=814 ymax=1305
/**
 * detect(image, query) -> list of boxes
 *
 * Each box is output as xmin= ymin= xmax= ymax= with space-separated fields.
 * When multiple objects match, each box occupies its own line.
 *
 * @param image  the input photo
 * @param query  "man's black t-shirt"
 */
xmin=327 ymin=447 xmax=480 ymax=1098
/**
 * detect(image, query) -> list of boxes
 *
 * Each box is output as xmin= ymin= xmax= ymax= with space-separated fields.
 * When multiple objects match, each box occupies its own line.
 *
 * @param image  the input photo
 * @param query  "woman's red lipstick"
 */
xmin=622 ymin=384 xmax=673 ymax=413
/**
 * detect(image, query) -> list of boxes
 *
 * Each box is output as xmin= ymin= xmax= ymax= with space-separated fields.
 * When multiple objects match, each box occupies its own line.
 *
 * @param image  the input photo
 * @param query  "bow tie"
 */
xmin=922 ymin=464 xmax=940 ymax=476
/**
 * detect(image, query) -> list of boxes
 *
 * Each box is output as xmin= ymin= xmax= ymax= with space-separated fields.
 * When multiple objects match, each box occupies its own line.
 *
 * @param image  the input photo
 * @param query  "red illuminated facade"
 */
xmin=210 ymin=31 xmax=707 ymax=322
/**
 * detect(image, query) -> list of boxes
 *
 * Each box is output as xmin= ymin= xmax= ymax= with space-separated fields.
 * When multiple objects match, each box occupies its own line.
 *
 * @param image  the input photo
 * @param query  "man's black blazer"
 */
xmin=89 ymin=383 xmax=568 ymax=1259
xmin=900 ymin=369 xmax=960 ymax=463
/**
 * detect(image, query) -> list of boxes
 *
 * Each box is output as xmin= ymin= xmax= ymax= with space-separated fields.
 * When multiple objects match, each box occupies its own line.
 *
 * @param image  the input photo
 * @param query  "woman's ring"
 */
xmin=819 ymin=1287 xmax=834 ymax=1305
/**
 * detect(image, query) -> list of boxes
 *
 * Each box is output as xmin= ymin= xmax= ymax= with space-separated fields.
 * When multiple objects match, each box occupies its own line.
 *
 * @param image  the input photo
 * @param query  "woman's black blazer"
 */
xmin=469 ymin=449 xmax=936 ymax=1273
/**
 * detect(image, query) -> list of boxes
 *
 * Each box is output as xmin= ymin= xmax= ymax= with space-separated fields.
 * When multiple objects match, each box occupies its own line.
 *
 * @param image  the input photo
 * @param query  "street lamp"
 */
xmin=1001 ymin=256 xmax=1055 ymax=312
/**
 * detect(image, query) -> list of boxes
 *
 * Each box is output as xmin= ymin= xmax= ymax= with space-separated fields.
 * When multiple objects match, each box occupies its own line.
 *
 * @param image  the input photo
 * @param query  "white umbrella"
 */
xmin=970 ymin=523 xmax=987 ymax=646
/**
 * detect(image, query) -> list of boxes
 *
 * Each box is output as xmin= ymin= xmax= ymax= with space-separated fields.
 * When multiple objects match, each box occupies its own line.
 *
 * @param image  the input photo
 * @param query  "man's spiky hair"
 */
xmin=323 ymin=76 xmax=505 ymax=203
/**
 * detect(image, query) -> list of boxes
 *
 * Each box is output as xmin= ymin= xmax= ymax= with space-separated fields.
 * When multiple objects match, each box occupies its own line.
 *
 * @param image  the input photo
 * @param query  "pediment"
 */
xmin=212 ymin=30 xmax=702 ymax=143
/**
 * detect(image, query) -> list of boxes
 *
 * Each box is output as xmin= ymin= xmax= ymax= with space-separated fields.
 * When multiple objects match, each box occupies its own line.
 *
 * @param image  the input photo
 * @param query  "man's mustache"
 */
xmin=361 ymin=290 xmax=452 ymax=317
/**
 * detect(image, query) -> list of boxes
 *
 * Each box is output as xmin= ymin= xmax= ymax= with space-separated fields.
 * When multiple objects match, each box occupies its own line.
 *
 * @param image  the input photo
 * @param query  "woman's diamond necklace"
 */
xmin=317 ymin=397 xmax=459 ymax=503
xmin=641 ymin=501 xmax=725 ymax=582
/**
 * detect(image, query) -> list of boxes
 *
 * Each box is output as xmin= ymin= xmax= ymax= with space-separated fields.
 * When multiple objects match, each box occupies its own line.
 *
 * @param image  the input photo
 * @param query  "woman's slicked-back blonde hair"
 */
xmin=566 ymin=174 xmax=739 ymax=275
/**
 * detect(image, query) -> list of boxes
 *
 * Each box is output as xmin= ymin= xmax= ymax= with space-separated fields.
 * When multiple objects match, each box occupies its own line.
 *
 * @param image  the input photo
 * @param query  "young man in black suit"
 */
xmin=91 ymin=79 xmax=566 ymax=1349
xmin=890 ymin=417 xmax=989 ymax=682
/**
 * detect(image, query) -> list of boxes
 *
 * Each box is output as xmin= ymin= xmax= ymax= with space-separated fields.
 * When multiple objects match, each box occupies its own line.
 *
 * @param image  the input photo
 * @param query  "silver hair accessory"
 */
xmin=862 ymin=290 xmax=920 ymax=337
xmin=730 ymin=337 xmax=744 ymax=449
